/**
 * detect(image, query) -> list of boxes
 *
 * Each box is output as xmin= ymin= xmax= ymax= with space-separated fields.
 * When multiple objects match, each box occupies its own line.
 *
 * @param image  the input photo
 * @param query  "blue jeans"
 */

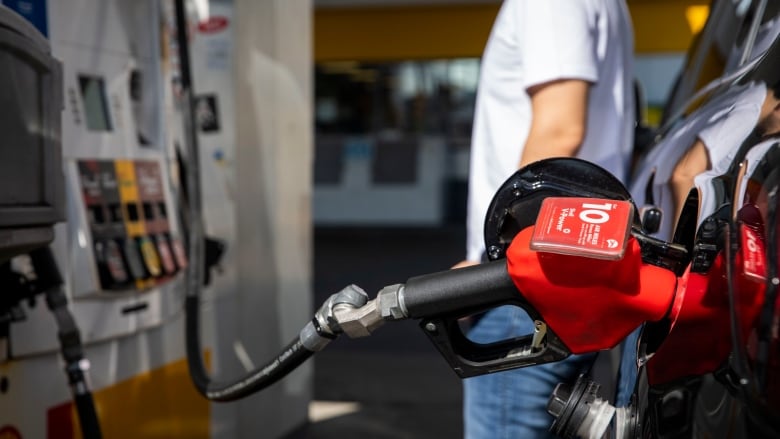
xmin=615 ymin=326 xmax=641 ymax=407
xmin=463 ymin=306 xmax=595 ymax=439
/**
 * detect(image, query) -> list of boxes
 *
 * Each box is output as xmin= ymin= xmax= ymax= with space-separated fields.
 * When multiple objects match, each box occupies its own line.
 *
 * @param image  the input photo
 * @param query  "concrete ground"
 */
xmin=293 ymin=226 xmax=467 ymax=438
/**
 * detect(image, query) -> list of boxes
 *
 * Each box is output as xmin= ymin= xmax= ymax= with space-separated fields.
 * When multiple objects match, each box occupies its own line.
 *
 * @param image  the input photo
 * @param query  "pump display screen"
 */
xmin=78 ymin=74 xmax=112 ymax=131
xmin=0 ymin=51 xmax=44 ymax=206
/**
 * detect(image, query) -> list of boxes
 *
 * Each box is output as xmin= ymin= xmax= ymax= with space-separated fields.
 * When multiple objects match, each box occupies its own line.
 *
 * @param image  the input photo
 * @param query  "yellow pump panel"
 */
xmin=50 ymin=355 xmax=210 ymax=439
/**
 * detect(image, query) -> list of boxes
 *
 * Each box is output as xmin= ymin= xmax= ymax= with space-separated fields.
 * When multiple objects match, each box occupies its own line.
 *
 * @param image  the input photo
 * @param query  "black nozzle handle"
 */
xmin=401 ymin=259 xmax=521 ymax=319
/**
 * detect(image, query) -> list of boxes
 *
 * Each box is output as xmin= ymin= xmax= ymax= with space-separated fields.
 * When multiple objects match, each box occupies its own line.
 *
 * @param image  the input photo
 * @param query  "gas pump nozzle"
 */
xmin=405 ymin=257 xmax=575 ymax=377
xmin=300 ymin=259 xmax=520 ymax=349
xmin=300 ymin=258 xmax=534 ymax=361
xmin=304 ymin=225 xmax=680 ymax=380
xmin=301 ymin=256 xmax=572 ymax=378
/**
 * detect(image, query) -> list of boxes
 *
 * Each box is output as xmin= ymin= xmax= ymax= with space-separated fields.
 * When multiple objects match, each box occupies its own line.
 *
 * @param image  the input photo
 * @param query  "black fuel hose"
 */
xmin=30 ymin=247 xmax=103 ymax=439
xmin=174 ymin=0 xmax=316 ymax=402
xmin=185 ymin=297 xmax=314 ymax=402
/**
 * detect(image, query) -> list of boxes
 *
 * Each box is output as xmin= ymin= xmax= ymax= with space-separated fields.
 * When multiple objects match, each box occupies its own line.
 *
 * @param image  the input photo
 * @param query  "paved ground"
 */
xmin=293 ymin=226 xmax=467 ymax=438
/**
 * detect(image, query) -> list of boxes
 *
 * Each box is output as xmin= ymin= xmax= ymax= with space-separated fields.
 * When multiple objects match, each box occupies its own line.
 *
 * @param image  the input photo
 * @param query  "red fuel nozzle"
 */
xmin=506 ymin=226 xmax=679 ymax=354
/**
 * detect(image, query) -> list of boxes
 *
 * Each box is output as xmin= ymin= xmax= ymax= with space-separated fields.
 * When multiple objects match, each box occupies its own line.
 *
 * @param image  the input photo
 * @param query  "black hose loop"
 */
xmin=185 ymin=294 xmax=314 ymax=402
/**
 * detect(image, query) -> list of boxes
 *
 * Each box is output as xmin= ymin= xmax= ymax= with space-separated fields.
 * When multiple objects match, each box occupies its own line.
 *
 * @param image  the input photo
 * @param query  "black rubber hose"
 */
xmin=185 ymin=297 xmax=313 ymax=402
xmin=173 ymin=0 xmax=192 ymax=90
xmin=74 ymin=392 xmax=102 ymax=439
xmin=401 ymin=259 xmax=520 ymax=319
xmin=180 ymin=174 xmax=316 ymax=400
xmin=31 ymin=247 xmax=103 ymax=439
xmin=174 ymin=0 xmax=316 ymax=402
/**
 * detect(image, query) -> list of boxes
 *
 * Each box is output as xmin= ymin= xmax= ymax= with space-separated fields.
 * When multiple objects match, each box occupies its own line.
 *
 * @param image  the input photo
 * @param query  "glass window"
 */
xmin=315 ymin=59 xmax=479 ymax=138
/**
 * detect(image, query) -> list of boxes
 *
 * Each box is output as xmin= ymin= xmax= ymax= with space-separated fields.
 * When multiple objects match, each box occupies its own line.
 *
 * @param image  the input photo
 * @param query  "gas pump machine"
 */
xmin=1 ymin=0 xmax=315 ymax=437
xmin=0 ymin=1 xmax=191 ymax=437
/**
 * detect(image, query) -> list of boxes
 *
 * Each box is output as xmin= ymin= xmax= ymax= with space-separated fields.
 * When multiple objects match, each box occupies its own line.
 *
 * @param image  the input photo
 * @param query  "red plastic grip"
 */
xmin=506 ymin=226 xmax=678 ymax=354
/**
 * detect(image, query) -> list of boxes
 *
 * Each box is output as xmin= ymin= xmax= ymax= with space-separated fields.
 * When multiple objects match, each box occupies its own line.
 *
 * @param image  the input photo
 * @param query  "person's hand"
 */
xmin=451 ymin=259 xmax=479 ymax=269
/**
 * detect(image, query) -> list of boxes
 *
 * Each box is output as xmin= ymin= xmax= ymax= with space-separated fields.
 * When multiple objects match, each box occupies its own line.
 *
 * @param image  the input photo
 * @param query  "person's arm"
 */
xmin=520 ymin=79 xmax=590 ymax=168
xmin=452 ymin=259 xmax=478 ymax=269
xmin=453 ymin=80 xmax=590 ymax=270
xmin=670 ymin=138 xmax=709 ymax=223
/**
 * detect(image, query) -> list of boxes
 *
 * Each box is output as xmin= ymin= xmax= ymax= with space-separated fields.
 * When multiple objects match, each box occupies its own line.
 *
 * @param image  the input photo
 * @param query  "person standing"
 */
xmin=455 ymin=1 xmax=636 ymax=437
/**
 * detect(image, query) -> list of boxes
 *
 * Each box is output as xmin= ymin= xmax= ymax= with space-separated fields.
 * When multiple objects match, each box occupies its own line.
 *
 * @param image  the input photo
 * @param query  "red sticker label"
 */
xmin=197 ymin=16 xmax=229 ymax=34
xmin=530 ymin=197 xmax=634 ymax=260
xmin=741 ymin=225 xmax=766 ymax=281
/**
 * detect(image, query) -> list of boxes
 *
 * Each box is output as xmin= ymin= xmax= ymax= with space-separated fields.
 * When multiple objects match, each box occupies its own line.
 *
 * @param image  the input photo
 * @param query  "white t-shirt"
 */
xmin=699 ymin=82 xmax=766 ymax=172
xmin=699 ymin=136 xmax=779 ymax=228
xmin=630 ymin=81 xmax=766 ymax=240
xmin=465 ymin=0 xmax=635 ymax=261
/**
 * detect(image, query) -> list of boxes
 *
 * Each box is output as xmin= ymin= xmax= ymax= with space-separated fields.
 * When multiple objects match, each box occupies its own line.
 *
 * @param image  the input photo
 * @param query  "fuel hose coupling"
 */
xmin=299 ymin=283 xmax=409 ymax=352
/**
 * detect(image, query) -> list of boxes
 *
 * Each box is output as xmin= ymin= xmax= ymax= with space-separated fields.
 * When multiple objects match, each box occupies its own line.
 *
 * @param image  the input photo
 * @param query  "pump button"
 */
xmin=122 ymin=238 xmax=147 ymax=280
xmin=94 ymin=239 xmax=129 ymax=288
xmin=104 ymin=239 xmax=129 ymax=284
xmin=171 ymin=238 xmax=188 ymax=269
xmin=138 ymin=236 xmax=162 ymax=277
xmin=155 ymin=235 xmax=177 ymax=274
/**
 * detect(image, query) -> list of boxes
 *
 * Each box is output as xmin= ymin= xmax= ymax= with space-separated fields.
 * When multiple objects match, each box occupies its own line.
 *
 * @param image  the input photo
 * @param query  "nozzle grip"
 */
xmin=419 ymin=305 xmax=571 ymax=378
xmin=402 ymin=259 xmax=520 ymax=319
xmin=401 ymin=260 xmax=572 ymax=378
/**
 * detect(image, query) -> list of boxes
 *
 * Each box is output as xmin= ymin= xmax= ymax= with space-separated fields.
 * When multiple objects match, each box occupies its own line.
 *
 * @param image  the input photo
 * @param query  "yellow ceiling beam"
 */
xmin=630 ymin=1 xmax=711 ymax=53
xmin=314 ymin=4 xmax=497 ymax=61
xmin=314 ymin=1 xmax=711 ymax=62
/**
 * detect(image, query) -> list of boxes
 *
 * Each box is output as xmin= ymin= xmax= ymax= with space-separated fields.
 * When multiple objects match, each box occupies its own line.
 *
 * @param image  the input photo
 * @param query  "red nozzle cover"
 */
xmin=506 ymin=226 xmax=677 ymax=354
xmin=647 ymin=249 xmax=765 ymax=385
